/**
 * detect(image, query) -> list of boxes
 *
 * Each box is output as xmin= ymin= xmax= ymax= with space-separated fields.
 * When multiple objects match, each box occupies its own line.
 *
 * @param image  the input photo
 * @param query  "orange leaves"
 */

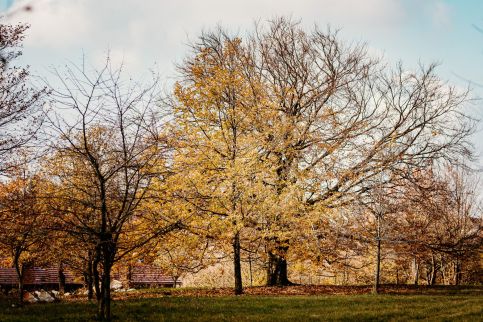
xmin=0 ymin=169 xmax=52 ymax=270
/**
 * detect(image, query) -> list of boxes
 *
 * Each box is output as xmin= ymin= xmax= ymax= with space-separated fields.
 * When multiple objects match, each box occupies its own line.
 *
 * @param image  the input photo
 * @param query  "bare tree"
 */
xmin=0 ymin=24 xmax=47 ymax=173
xmin=45 ymin=57 xmax=181 ymax=321
xmin=243 ymin=18 xmax=476 ymax=285
xmin=397 ymin=164 xmax=482 ymax=285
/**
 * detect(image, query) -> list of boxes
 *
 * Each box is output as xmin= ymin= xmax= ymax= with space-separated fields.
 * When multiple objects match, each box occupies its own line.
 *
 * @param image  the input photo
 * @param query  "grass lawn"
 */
xmin=0 ymin=289 xmax=481 ymax=321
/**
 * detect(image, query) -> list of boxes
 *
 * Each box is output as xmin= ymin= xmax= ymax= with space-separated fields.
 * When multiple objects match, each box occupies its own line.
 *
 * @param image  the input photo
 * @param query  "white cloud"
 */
xmin=12 ymin=0 xmax=92 ymax=48
xmin=8 ymin=0 xmax=409 ymax=77
xmin=431 ymin=1 xmax=451 ymax=29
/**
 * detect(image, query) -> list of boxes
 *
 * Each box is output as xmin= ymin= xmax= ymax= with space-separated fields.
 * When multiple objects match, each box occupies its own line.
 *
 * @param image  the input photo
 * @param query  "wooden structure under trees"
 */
xmin=0 ymin=267 xmax=82 ymax=291
xmin=0 ymin=264 xmax=180 ymax=292
xmin=113 ymin=265 xmax=182 ymax=288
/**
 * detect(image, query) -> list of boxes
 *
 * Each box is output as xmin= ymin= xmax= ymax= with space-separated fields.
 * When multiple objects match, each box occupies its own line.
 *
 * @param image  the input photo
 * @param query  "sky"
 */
xmin=3 ymin=0 xmax=483 ymax=161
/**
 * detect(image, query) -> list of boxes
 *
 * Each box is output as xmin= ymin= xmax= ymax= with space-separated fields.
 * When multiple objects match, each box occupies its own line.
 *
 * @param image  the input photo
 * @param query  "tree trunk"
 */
xmin=93 ymin=251 xmax=102 ymax=302
xmin=373 ymin=213 xmax=382 ymax=294
xmin=266 ymin=246 xmax=292 ymax=286
xmin=267 ymin=255 xmax=290 ymax=286
xmin=413 ymin=257 xmax=419 ymax=285
xmin=373 ymin=237 xmax=381 ymax=293
xmin=266 ymin=251 xmax=274 ymax=284
xmin=84 ymin=256 xmax=95 ymax=301
xmin=430 ymin=270 xmax=437 ymax=285
xmin=83 ymin=271 xmax=94 ymax=301
xmin=233 ymin=231 xmax=243 ymax=295
xmin=127 ymin=265 xmax=132 ymax=288
xmin=97 ymin=173 xmax=111 ymax=321
xmin=14 ymin=258 xmax=24 ymax=306
xmin=98 ymin=263 xmax=111 ymax=321
xmin=454 ymin=260 xmax=461 ymax=285
xmin=100 ymin=264 xmax=111 ymax=321
xmin=248 ymin=254 xmax=253 ymax=287
xmin=18 ymin=274 xmax=24 ymax=305
xmin=426 ymin=268 xmax=432 ymax=286
xmin=278 ymin=257 xmax=290 ymax=285
xmin=58 ymin=262 xmax=66 ymax=295
xmin=429 ymin=254 xmax=437 ymax=286
xmin=441 ymin=256 xmax=446 ymax=285
xmin=82 ymin=250 xmax=95 ymax=300
xmin=98 ymin=236 xmax=114 ymax=321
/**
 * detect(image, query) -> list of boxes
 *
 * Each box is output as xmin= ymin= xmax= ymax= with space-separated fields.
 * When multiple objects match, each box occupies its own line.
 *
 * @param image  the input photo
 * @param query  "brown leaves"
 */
xmin=103 ymin=284 xmax=483 ymax=300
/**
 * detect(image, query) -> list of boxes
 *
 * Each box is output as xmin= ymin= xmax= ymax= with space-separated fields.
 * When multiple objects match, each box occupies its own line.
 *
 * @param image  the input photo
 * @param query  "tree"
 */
xmin=0 ymin=166 xmax=49 ymax=305
xmin=244 ymin=18 xmax=475 ymax=285
xmin=153 ymin=229 xmax=215 ymax=287
xmin=355 ymin=179 xmax=406 ymax=293
xmin=395 ymin=164 xmax=482 ymax=285
xmin=170 ymin=17 xmax=476 ymax=288
xmin=0 ymin=24 xmax=47 ymax=173
xmin=45 ymin=58 xmax=181 ymax=321
xmin=321 ymin=165 xmax=482 ymax=288
xmin=172 ymin=33 xmax=275 ymax=294
xmin=244 ymin=18 xmax=377 ymax=285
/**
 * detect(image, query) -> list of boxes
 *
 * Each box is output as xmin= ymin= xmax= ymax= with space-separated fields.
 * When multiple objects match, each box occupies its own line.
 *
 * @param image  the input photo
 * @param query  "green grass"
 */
xmin=0 ymin=293 xmax=482 ymax=321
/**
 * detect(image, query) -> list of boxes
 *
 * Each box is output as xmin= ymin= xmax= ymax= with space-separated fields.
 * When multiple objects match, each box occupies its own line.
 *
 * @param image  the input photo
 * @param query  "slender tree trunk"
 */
xmin=233 ymin=231 xmax=243 ymax=295
xmin=18 ymin=275 xmax=24 ymax=305
xmin=84 ymin=271 xmax=94 ymax=300
xmin=413 ymin=257 xmax=419 ymax=285
xmin=84 ymin=255 xmax=95 ymax=301
xmin=430 ymin=270 xmax=437 ymax=285
xmin=454 ymin=260 xmax=461 ymax=285
xmin=85 ymin=254 xmax=95 ymax=300
xmin=248 ymin=254 xmax=253 ymax=287
xmin=93 ymin=250 xmax=102 ymax=302
xmin=426 ymin=268 xmax=432 ymax=286
xmin=58 ymin=262 xmax=66 ymax=295
xmin=127 ymin=265 xmax=132 ymax=288
xmin=266 ymin=250 xmax=274 ymax=285
xmin=13 ymin=256 xmax=24 ymax=306
xmin=429 ymin=254 xmax=437 ymax=286
xmin=373 ymin=238 xmax=381 ymax=293
xmin=373 ymin=213 xmax=382 ymax=294
xmin=96 ymin=178 xmax=113 ymax=321
xmin=343 ymin=255 xmax=348 ymax=285
xmin=98 ymin=236 xmax=115 ymax=321
xmin=441 ymin=256 xmax=446 ymax=285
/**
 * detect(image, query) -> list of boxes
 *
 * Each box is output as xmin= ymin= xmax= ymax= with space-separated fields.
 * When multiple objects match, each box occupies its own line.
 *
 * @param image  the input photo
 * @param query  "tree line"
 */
xmin=0 ymin=18 xmax=481 ymax=321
